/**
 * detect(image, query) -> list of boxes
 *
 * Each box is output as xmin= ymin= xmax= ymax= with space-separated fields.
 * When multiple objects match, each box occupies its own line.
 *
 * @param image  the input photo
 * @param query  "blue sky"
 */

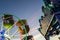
xmin=0 ymin=0 xmax=45 ymax=40
xmin=0 ymin=0 xmax=44 ymax=29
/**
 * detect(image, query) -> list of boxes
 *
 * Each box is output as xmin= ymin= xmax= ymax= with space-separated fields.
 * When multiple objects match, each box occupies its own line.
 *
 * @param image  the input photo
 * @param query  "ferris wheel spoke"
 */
xmin=10 ymin=29 xmax=18 ymax=38
xmin=5 ymin=21 xmax=18 ymax=34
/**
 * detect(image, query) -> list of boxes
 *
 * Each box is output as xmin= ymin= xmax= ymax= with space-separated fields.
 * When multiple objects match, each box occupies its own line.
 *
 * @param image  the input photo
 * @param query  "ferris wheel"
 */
xmin=0 ymin=14 xmax=30 ymax=40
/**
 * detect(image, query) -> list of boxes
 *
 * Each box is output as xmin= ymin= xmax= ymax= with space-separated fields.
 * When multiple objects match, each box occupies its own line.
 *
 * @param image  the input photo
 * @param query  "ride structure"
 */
xmin=39 ymin=0 xmax=60 ymax=40
xmin=0 ymin=14 xmax=30 ymax=40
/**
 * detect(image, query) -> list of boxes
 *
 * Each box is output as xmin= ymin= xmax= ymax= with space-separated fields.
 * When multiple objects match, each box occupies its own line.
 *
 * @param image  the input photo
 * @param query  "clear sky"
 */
xmin=0 ymin=0 xmax=45 ymax=40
